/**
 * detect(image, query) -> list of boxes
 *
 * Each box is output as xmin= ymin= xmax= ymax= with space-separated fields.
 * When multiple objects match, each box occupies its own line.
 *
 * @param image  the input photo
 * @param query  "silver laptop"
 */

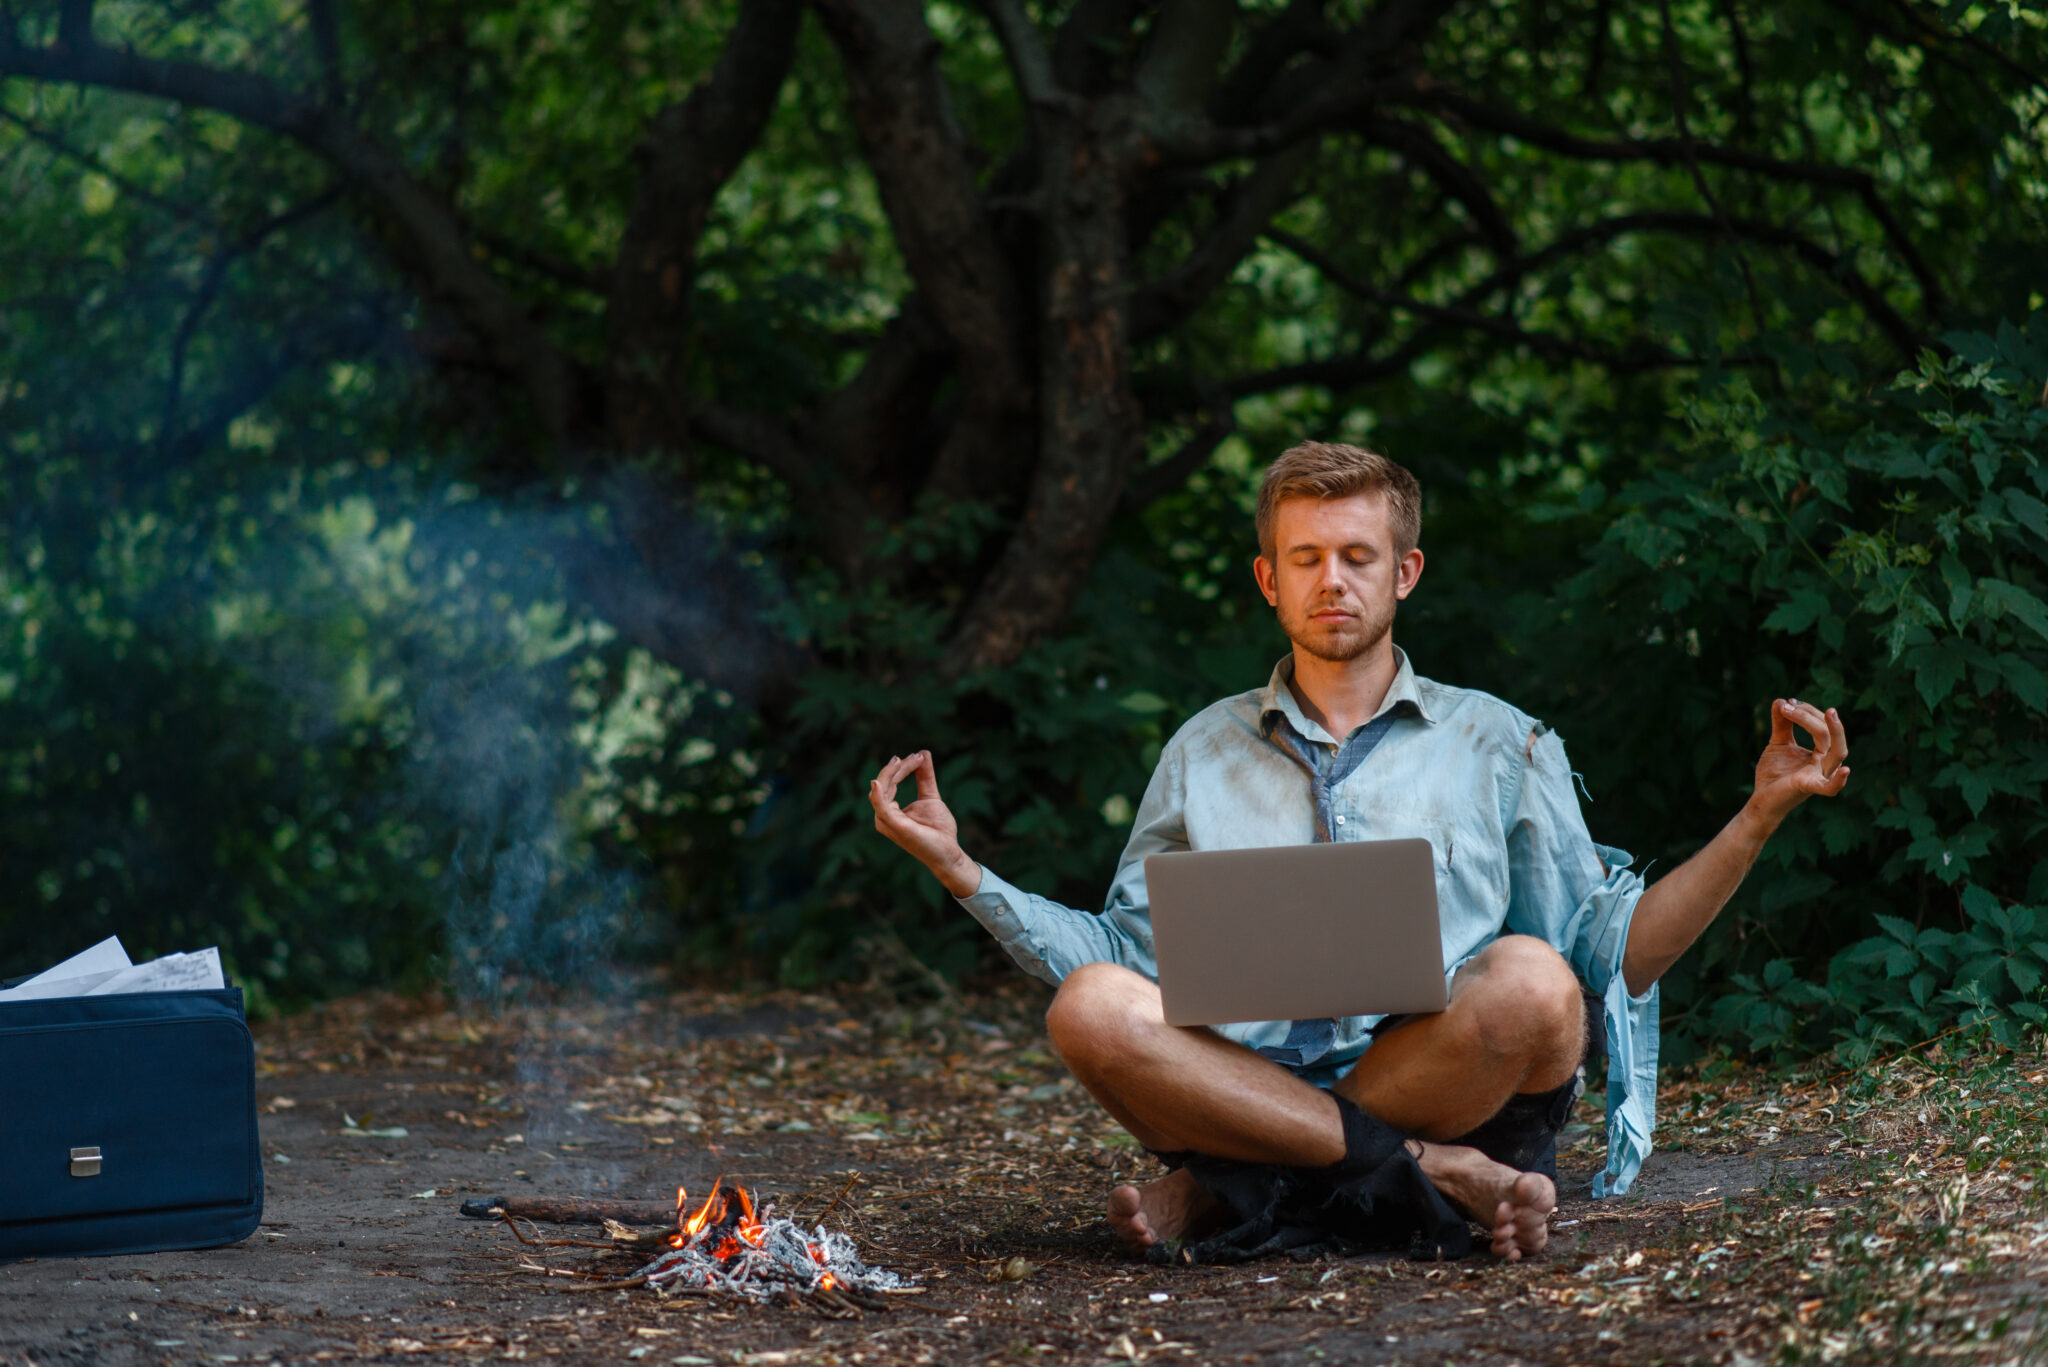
xmin=1144 ymin=839 xmax=1447 ymax=1027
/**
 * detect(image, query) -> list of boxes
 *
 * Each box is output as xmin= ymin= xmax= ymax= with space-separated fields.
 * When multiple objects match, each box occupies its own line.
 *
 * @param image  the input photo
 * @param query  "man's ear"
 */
xmin=1393 ymin=547 xmax=1425 ymax=601
xmin=1252 ymin=554 xmax=1278 ymax=606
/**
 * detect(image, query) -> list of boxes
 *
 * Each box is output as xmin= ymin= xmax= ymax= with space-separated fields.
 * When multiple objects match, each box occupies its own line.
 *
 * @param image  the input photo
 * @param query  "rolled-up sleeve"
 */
xmin=1504 ymin=729 xmax=1660 ymax=1197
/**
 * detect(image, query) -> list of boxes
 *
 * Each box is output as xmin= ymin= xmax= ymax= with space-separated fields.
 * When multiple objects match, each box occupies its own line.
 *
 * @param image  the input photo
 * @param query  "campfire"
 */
xmin=463 ymin=1182 xmax=912 ymax=1312
xmin=633 ymin=1178 xmax=908 ymax=1301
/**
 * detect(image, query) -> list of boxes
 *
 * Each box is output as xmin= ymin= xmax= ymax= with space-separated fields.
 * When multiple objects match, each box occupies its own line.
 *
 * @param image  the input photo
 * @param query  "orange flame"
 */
xmin=660 ymin=1179 xmax=786 ymax=1266
xmin=819 ymin=1271 xmax=838 ymax=1291
xmin=733 ymin=1186 xmax=766 ymax=1247
xmin=682 ymin=1176 xmax=724 ymax=1237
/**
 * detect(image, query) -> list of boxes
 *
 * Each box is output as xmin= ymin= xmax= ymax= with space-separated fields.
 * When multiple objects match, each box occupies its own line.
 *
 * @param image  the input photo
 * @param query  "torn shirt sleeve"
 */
xmin=1503 ymin=728 xmax=1660 ymax=1197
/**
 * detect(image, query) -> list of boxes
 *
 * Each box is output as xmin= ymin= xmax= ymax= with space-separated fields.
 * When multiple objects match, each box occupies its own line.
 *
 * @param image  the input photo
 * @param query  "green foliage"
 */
xmin=0 ymin=463 xmax=657 ymax=1011
xmin=3 ymin=0 xmax=2044 ymax=1061
xmin=609 ymin=483 xmax=1284 ymax=985
xmin=1550 ymin=315 xmax=2048 ymax=1059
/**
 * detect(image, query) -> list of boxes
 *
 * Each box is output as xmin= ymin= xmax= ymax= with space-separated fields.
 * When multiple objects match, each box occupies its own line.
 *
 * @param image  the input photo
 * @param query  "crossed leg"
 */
xmin=1044 ymin=935 xmax=1586 ymax=1260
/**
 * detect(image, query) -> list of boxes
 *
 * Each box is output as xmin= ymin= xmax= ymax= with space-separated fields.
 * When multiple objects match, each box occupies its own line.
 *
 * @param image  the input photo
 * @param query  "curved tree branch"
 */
xmin=812 ymin=0 xmax=1029 ymax=407
xmin=1206 ymin=0 xmax=1341 ymax=127
xmin=1269 ymin=225 xmax=1701 ymax=369
xmin=1149 ymin=0 xmax=1447 ymax=163
xmin=160 ymin=188 xmax=344 ymax=457
xmin=1130 ymin=141 xmax=1316 ymax=340
xmin=978 ymin=0 xmax=1064 ymax=113
xmin=1134 ymin=0 xmax=1236 ymax=118
xmin=0 ymin=11 xmax=586 ymax=442
xmin=1120 ymin=398 xmax=1237 ymax=511
xmin=1351 ymin=112 xmax=1517 ymax=257
xmin=605 ymin=0 xmax=803 ymax=456
xmin=1268 ymin=206 xmax=1921 ymax=365
xmin=1414 ymin=90 xmax=1947 ymax=313
xmin=0 ymin=104 xmax=202 ymax=220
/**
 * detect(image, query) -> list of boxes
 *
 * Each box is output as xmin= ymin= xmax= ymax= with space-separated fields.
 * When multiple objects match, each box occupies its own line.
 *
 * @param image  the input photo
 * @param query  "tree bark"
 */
xmin=606 ymin=0 xmax=804 ymax=458
xmin=944 ymin=97 xmax=1146 ymax=674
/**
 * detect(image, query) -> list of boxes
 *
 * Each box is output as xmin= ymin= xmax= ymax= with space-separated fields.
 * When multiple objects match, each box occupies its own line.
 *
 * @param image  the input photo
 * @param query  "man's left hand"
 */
xmin=1750 ymin=698 xmax=1851 ymax=828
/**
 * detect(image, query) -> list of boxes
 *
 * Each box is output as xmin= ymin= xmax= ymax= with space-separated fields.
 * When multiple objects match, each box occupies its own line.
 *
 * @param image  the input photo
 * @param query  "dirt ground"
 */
xmin=2 ymin=981 xmax=2043 ymax=1367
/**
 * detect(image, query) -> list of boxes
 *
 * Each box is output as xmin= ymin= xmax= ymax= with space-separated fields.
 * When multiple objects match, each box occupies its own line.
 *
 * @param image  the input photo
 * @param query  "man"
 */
xmin=868 ymin=442 xmax=1850 ymax=1260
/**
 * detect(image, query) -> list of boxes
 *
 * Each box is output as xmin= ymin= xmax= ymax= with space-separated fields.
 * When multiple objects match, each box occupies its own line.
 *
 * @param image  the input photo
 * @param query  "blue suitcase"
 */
xmin=0 ymin=986 xmax=264 ymax=1258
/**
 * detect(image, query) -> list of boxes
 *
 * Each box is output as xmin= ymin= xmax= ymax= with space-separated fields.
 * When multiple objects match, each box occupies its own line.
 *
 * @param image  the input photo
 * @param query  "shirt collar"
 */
xmin=1258 ymin=646 xmax=1435 ymax=745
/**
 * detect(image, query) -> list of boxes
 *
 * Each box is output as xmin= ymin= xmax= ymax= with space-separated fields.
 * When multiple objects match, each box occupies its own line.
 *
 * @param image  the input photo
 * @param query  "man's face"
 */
xmin=1253 ymin=492 xmax=1425 ymax=663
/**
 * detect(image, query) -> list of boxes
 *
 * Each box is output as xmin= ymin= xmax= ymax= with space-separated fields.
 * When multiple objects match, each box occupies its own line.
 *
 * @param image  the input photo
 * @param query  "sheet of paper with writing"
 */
xmin=81 ymin=947 xmax=226 ymax=996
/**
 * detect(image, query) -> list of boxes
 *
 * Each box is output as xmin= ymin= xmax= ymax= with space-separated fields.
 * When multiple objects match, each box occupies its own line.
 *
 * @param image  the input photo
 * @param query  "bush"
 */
xmin=0 ymin=470 xmax=652 ymax=1012
xmin=1548 ymin=315 xmax=2048 ymax=1058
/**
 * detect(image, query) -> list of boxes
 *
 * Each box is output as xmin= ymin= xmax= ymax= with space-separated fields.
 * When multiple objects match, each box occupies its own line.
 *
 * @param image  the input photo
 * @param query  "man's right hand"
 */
xmin=869 ymin=751 xmax=982 ymax=898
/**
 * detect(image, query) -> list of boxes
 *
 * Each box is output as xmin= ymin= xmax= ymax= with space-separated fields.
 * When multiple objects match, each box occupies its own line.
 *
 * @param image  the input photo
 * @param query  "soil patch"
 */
xmin=2 ymin=985 xmax=2041 ymax=1366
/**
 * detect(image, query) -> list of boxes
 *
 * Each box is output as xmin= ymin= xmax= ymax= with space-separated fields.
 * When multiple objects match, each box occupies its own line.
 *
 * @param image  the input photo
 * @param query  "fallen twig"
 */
xmin=558 ymin=1274 xmax=650 ymax=1293
xmin=462 ymin=1195 xmax=680 ymax=1226
xmin=811 ymin=1171 xmax=863 ymax=1225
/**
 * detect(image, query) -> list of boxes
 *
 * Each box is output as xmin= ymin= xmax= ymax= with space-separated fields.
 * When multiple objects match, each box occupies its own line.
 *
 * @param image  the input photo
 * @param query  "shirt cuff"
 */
xmin=955 ymin=866 xmax=1060 ymax=985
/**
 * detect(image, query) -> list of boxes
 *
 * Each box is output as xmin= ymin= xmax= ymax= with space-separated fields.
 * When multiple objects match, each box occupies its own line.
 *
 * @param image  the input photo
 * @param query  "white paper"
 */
xmin=81 ymin=947 xmax=225 ymax=996
xmin=0 ymin=936 xmax=132 ymax=1001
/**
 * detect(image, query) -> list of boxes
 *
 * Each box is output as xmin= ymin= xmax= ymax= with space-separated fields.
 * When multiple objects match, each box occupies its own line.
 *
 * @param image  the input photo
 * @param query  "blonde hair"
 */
xmin=1254 ymin=441 xmax=1422 ymax=559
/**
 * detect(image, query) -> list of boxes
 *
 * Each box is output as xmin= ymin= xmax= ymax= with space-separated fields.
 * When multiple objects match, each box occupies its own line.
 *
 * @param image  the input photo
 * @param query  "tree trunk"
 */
xmin=944 ymin=99 xmax=1146 ymax=674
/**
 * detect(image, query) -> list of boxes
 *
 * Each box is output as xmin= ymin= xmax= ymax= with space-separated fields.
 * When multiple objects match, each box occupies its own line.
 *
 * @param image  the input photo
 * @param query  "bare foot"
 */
xmin=1413 ymin=1140 xmax=1555 ymax=1260
xmin=1106 ymin=1168 xmax=1223 ymax=1251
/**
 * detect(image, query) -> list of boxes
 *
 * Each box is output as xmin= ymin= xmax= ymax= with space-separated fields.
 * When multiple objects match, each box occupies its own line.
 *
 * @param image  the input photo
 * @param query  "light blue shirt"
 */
xmin=958 ymin=650 xmax=1659 ymax=1196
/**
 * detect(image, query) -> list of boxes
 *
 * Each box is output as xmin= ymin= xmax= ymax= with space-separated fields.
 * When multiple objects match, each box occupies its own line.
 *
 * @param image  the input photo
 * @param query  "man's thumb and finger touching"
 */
xmin=1766 ymin=697 xmax=1853 ymax=803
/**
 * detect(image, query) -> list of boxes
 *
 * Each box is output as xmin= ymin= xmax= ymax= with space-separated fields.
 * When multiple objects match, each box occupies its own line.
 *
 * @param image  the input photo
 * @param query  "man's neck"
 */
xmin=1285 ymin=639 xmax=1400 ymax=740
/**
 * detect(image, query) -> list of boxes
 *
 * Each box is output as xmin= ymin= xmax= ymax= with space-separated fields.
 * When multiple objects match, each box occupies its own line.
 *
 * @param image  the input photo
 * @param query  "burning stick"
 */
xmin=459 ymin=1195 xmax=678 ymax=1226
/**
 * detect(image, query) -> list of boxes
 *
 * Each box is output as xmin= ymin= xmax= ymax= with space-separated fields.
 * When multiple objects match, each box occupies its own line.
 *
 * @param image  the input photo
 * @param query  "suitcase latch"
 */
xmin=69 ymin=1147 xmax=102 ymax=1177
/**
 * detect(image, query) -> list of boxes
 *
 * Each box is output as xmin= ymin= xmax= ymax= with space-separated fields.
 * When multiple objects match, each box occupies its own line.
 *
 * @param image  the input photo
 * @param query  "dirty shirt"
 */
xmin=956 ymin=650 xmax=1659 ymax=1197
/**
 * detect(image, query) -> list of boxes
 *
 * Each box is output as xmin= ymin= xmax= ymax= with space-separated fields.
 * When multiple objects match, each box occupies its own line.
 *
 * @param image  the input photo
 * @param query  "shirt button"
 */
xmin=1335 ymin=815 xmax=1347 ymax=826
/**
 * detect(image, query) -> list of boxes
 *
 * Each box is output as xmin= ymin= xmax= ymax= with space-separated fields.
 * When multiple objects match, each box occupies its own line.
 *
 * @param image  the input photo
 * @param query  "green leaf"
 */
xmin=1761 ymin=870 xmax=1834 ymax=914
xmin=1762 ymin=586 xmax=1831 ymax=635
xmin=1961 ymin=884 xmax=2004 ymax=924
xmin=1956 ymin=769 xmax=1994 ymax=817
xmin=2004 ymin=488 xmax=2048 ymax=543
xmin=1979 ymin=579 xmax=2048 ymax=644
xmin=1943 ymin=330 xmax=1999 ymax=366
xmin=1910 ymin=971 xmax=1936 ymax=1007
xmin=1913 ymin=641 xmax=1970 ymax=712
xmin=1874 ymin=913 xmax=1919 ymax=946
xmin=1998 ymin=654 xmax=2048 ymax=712
xmin=1117 ymin=691 xmax=1172 ymax=716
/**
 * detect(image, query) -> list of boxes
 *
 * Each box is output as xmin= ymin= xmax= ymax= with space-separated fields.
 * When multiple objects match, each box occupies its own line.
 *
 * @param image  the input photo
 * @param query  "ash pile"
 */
xmin=636 ymin=1181 xmax=911 ymax=1302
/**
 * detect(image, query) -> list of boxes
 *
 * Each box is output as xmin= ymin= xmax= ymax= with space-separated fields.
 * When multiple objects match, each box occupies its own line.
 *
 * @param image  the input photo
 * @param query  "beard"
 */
xmin=1278 ymin=589 xmax=1397 ymax=663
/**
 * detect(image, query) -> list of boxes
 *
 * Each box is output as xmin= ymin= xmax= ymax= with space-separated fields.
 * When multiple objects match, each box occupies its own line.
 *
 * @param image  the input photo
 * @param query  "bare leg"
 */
xmin=1336 ymin=935 xmax=1586 ymax=1140
xmin=1047 ymin=937 xmax=1585 ymax=1256
xmin=1045 ymin=961 xmax=1349 ymax=1166
xmin=1346 ymin=936 xmax=1581 ymax=1256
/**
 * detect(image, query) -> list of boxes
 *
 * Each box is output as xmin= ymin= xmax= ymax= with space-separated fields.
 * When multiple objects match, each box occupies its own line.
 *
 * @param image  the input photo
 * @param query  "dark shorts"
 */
xmin=1287 ymin=993 xmax=1606 ymax=1179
